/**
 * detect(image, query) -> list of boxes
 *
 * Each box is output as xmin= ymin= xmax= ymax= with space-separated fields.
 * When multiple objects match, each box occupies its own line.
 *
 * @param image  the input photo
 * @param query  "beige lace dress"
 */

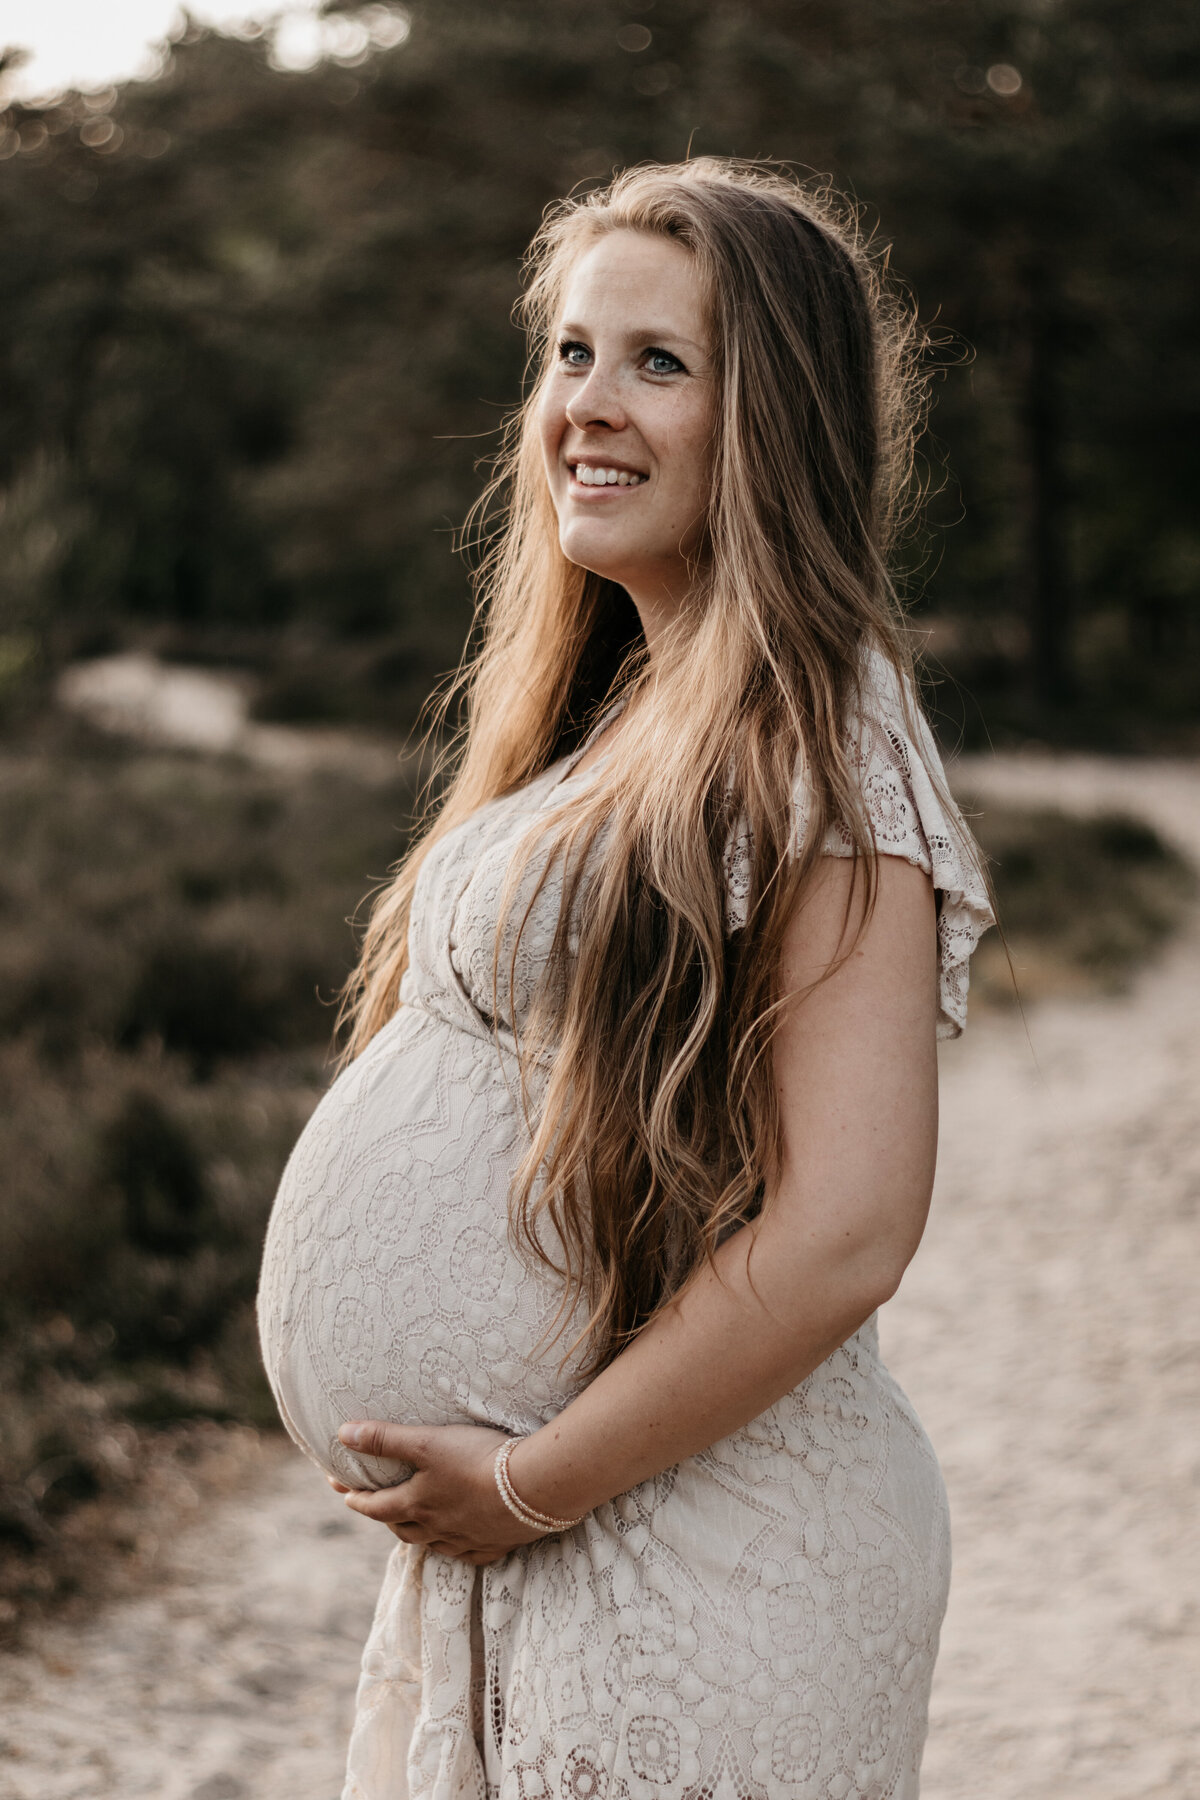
xmin=257 ymin=653 xmax=994 ymax=1800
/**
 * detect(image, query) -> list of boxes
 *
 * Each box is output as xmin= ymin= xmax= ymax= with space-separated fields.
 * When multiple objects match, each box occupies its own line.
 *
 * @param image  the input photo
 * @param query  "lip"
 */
xmin=569 ymin=456 xmax=648 ymax=477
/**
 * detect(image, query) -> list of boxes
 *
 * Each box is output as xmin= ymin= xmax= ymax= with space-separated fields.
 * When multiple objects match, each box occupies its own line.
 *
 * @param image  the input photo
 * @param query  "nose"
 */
xmin=564 ymin=361 xmax=627 ymax=433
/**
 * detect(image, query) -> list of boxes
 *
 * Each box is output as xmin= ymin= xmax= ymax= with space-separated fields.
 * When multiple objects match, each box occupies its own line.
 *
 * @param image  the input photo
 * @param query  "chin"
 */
xmin=558 ymin=528 xmax=635 ymax=583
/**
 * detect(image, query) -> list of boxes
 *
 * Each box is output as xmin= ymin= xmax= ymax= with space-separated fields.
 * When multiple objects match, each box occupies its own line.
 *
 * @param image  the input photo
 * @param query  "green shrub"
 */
xmin=0 ymin=728 xmax=415 ymax=1611
xmin=966 ymin=803 xmax=1196 ymax=1004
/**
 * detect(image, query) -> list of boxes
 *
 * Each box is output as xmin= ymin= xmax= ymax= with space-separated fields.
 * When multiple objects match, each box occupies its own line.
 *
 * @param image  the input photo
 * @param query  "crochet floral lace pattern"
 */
xmin=724 ymin=651 xmax=993 ymax=1039
xmin=257 ymin=652 xmax=993 ymax=1800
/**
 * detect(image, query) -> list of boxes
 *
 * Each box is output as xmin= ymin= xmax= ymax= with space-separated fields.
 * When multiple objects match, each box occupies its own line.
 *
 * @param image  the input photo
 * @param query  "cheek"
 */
xmin=537 ymin=394 xmax=566 ymax=483
xmin=663 ymin=427 xmax=713 ymax=519
xmin=660 ymin=396 xmax=714 ymax=501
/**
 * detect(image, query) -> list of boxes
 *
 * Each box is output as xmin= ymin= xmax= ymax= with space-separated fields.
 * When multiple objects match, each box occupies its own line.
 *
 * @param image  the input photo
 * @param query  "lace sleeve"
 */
xmin=725 ymin=652 xmax=995 ymax=1039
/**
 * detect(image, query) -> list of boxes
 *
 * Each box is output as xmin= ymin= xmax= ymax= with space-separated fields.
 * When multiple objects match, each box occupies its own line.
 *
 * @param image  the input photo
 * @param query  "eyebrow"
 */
xmin=557 ymin=320 xmax=708 ymax=358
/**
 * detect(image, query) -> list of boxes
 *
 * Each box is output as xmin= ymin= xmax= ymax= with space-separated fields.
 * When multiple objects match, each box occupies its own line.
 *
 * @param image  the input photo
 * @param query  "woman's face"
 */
xmin=538 ymin=229 xmax=715 ymax=632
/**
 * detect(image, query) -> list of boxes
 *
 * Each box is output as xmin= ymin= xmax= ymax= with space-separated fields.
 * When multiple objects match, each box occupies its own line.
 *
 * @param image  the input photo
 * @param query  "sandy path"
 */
xmin=55 ymin=654 xmax=407 ymax=785
xmin=2 ymin=751 xmax=1198 ymax=1800
xmin=0 ymin=1449 xmax=391 ymax=1800
xmin=891 ymin=751 xmax=1200 ymax=1800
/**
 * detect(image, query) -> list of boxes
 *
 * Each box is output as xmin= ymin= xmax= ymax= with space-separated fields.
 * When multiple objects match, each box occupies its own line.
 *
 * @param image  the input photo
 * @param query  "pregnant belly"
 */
xmin=256 ymin=1008 xmax=585 ymax=1490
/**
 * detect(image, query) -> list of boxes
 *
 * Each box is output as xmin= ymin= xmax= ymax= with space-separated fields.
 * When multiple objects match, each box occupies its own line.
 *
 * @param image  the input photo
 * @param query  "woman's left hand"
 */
xmin=329 ymin=1421 xmax=550 ymax=1565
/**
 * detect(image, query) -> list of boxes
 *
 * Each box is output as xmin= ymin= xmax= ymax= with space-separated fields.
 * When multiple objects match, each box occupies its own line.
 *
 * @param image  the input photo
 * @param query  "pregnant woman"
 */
xmin=258 ymin=157 xmax=993 ymax=1799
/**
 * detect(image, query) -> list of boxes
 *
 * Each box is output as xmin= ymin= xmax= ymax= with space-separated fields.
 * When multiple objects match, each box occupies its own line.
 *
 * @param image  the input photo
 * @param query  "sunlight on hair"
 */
xmin=341 ymin=158 xmax=990 ymax=1372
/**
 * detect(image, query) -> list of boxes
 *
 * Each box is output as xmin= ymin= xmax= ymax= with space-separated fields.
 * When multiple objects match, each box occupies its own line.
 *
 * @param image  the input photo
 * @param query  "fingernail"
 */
xmin=339 ymin=1423 xmax=364 ymax=1448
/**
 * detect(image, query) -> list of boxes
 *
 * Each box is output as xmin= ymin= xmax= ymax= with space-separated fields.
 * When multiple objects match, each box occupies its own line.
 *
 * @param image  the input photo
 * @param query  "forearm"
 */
xmin=510 ymin=1197 xmax=906 ymax=1523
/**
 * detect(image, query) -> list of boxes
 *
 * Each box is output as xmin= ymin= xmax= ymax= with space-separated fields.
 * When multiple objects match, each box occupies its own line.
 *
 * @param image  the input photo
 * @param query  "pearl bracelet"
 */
xmin=493 ymin=1437 xmax=584 ymax=1534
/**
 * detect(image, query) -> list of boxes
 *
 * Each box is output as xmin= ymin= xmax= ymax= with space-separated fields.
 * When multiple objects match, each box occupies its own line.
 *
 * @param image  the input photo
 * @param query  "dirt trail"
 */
xmin=56 ymin=654 xmax=407 ymax=786
xmin=2 ymin=751 xmax=1198 ymax=1800
xmin=0 ymin=1450 xmax=390 ymax=1800
xmin=892 ymin=751 xmax=1200 ymax=1800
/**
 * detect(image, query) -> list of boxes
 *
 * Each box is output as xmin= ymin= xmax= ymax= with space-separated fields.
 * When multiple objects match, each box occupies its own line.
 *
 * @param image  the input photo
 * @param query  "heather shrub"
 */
xmin=0 ymin=726 xmax=411 ymax=1613
xmin=968 ymin=804 xmax=1196 ymax=1005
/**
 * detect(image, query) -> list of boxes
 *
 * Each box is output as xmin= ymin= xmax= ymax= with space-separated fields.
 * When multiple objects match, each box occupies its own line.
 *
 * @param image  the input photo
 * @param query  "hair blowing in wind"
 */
xmin=341 ymin=158 xmax=938 ymax=1372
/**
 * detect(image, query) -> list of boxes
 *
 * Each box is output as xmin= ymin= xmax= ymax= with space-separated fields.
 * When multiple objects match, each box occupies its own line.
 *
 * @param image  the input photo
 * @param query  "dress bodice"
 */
xmin=398 ymin=754 xmax=592 ymax=1055
xmin=398 ymin=650 xmax=993 ymax=1053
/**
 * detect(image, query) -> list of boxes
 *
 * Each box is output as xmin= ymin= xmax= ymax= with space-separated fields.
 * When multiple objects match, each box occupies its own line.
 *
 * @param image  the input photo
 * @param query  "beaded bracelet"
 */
xmin=493 ymin=1437 xmax=584 ymax=1534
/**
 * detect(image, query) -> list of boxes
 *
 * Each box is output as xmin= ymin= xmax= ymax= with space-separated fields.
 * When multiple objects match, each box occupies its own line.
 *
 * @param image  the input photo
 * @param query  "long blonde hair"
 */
xmin=342 ymin=158 xmax=931 ymax=1371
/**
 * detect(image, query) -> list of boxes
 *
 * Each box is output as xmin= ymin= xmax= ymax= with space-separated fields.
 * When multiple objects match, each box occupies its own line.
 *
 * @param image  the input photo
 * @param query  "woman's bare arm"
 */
xmin=339 ymin=852 xmax=939 ymax=1553
xmin=506 ymin=850 xmax=939 ymax=1518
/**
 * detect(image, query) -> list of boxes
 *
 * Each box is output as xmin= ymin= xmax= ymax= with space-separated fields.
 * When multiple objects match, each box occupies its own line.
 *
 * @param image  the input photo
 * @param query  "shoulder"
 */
xmin=726 ymin=644 xmax=996 ymax=1039
xmin=834 ymin=645 xmax=996 ymax=1038
xmin=829 ymin=646 xmax=961 ymax=864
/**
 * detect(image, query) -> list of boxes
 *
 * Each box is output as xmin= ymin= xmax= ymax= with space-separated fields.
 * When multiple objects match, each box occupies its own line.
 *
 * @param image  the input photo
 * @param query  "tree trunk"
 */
xmin=1025 ymin=264 xmax=1073 ymax=707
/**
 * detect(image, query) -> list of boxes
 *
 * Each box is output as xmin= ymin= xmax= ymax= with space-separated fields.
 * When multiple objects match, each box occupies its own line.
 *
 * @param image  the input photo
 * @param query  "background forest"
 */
xmin=3 ymin=0 xmax=1199 ymax=741
xmin=1 ymin=0 xmax=1197 ymax=1627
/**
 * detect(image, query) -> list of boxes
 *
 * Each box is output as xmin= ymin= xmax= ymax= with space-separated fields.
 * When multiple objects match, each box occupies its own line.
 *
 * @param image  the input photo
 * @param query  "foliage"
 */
xmin=969 ymin=802 xmax=1197 ymax=1003
xmin=0 ymin=721 xmax=413 ymax=1618
xmin=0 ymin=1 xmax=1197 ymax=738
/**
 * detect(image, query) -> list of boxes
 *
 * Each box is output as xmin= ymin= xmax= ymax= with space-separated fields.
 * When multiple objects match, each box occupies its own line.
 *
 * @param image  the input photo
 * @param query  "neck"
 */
xmin=623 ymin=575 xmax=690 ymax=669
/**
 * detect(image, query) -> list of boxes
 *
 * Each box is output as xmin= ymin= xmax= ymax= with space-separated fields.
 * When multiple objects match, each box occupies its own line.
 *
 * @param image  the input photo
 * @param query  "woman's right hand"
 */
xmin=322 ymin=1421 xmax=553 ymax=1564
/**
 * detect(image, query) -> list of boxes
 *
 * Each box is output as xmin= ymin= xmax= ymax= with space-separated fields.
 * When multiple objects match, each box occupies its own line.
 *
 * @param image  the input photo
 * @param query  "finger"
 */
xmin=427 ymin=1538 xmax=510 ymax=1565
xmin=338 ymin=1420 xmax=429 ymax=1464
xmin=327 ymin=1476 xmax=352 ymax=1494
xmin=344 ymin=1483 xmax=423 ymax=1524
xmin=390 ymin=1531 xmax=488 ymax=1560
xmin=384 ymin=1521 xmax=432 ymax=1544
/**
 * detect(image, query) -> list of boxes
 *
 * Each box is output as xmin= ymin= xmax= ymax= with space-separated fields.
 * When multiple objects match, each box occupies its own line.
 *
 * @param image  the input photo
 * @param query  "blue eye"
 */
xmin=558 ymin=340 xmax=591 ymax=367
xmin=646 ymin=348 xmax=683 ymax=375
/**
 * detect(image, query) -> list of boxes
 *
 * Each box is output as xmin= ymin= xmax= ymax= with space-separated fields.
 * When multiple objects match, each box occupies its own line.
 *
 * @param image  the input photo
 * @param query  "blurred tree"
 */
xmin=0 ymin=0 xmax=1196 ymax=738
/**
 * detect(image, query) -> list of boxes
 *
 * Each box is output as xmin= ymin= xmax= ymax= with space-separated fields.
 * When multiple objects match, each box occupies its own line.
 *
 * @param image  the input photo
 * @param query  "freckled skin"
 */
xmin=538 ymin=231 xmax=716 ymax=648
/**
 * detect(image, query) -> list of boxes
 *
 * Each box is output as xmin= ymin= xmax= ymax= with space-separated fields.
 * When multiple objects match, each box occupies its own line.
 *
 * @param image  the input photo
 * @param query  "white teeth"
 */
xmin=573 ymin=465 xmax=644 ymax=486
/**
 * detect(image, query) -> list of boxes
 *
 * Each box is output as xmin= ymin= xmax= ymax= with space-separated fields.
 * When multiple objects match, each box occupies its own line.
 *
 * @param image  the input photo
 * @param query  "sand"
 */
xmin=2 ymin=749 xmax=1197 ymax=1800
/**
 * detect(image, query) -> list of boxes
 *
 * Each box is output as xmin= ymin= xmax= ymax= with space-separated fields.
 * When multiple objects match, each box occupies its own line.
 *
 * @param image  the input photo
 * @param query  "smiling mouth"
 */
xmin=569 ymin=462 xmax=648 ymax=488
